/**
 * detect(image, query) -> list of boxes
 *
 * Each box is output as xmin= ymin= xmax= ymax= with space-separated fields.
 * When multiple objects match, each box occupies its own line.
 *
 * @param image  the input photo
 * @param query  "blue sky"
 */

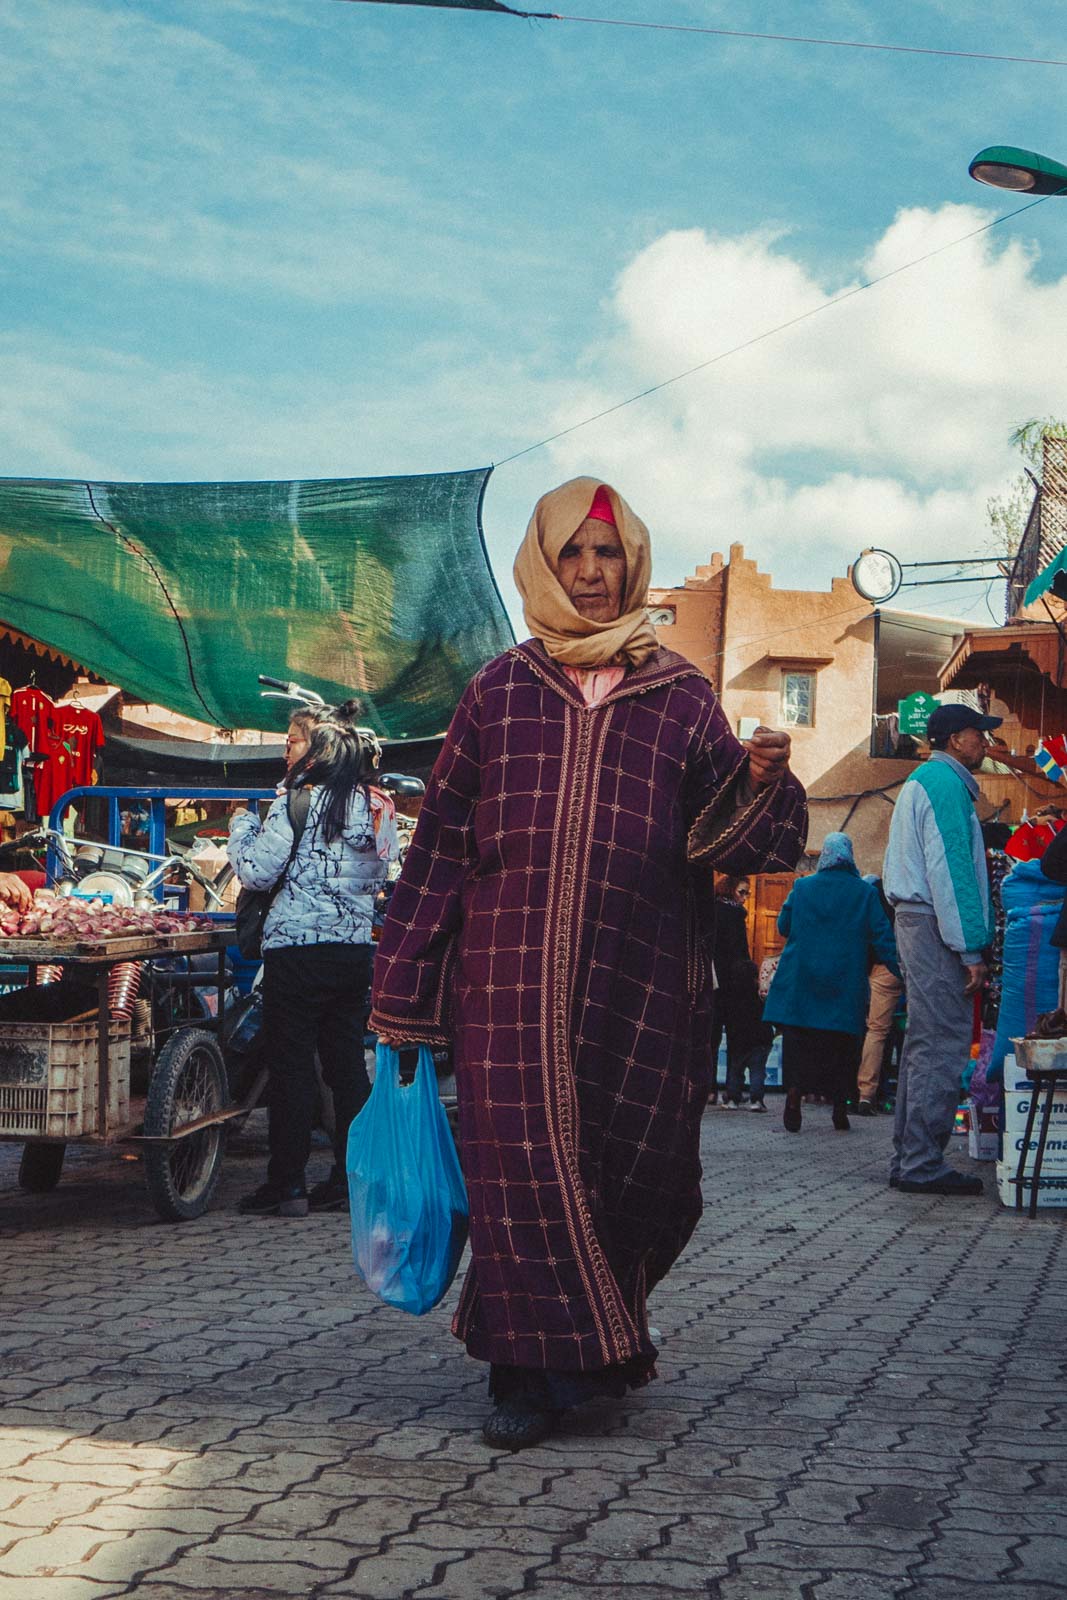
xmin=4 ymin=0 xmax=1067 ymax=631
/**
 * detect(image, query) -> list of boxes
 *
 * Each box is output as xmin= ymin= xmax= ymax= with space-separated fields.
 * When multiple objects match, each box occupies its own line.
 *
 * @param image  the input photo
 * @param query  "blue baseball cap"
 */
xmin=926 ymin=704 xmax=1002 ymax=741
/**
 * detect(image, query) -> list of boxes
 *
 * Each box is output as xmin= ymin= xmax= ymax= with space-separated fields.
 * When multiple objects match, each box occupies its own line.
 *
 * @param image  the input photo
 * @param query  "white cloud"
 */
xmin=4 ymin=195 xmax=1065 ymax=636
xmin=539 ymin=204 xmax=1067 ymax=597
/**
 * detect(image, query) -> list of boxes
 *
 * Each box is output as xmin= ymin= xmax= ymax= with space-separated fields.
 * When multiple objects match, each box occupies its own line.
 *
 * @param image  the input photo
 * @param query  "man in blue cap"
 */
xmin=883 ymin=703 xmax=1002 ymax=1196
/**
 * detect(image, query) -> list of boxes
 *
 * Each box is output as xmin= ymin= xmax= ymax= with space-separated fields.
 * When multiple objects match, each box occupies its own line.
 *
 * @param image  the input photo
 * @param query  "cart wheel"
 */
xmin=143 ymin=1029 xmax=227 ymax=1222
xmin=18 ymin=1142 xmax=66 ymax=1193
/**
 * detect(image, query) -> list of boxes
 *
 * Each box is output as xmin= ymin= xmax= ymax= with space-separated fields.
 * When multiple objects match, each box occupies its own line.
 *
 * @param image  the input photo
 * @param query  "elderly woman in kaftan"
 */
xmin=370 ymin=478 xmax=807 ymax=1449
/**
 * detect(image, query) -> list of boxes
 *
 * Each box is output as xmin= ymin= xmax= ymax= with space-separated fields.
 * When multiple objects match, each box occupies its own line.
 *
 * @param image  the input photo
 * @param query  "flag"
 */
xmin=1035 ymin=740 xmax=1067 ymax=785
xmin=1005 ymin=818 xmax=1065 ymax=862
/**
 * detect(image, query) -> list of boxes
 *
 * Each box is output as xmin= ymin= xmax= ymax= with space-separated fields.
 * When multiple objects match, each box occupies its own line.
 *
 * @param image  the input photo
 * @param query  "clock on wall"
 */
xmin=851 ymin=549 xmax=903 ymax=605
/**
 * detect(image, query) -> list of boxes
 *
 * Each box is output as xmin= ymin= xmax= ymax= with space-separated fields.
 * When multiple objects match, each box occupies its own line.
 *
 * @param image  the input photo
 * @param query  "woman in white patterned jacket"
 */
xmin=228 ymin=702 xmax=398 ymax=1217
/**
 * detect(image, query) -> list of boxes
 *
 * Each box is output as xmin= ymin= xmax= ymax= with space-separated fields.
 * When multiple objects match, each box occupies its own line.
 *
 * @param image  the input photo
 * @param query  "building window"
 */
xmin=781 ymin=670 xmax=815 ymax=727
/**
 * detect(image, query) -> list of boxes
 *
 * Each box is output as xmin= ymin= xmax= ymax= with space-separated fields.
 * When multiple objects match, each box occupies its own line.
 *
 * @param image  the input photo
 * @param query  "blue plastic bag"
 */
xmin=347 ymin=1043 xmax=469 ymax=1316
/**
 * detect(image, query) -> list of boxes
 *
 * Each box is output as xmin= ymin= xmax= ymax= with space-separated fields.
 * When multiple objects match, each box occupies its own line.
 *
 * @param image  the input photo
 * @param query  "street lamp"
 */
xmin=968 ymin=145 xmax=1067 ymax=195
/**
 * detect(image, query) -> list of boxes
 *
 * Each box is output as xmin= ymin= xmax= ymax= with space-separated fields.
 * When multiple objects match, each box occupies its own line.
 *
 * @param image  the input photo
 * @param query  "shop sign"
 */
xmin=898 ymin=691 xmax=939 ymax=738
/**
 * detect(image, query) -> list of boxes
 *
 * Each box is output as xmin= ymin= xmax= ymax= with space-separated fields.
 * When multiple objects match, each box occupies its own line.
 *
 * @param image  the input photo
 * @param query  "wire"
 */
xmin=809 ymin=780 xmax=905 ymax=804
xmin=719 ymin=601 xmax=872 ymax=659
xmin=495 ymin=190 xmax=1063 ymax=467
xmin=552 ymin=13 xmax=1067 ymax=69
xmin=875 ymin=616 xmax=977 ymax=638
xmin=335 ymin=2 xmax=1067 ymax=68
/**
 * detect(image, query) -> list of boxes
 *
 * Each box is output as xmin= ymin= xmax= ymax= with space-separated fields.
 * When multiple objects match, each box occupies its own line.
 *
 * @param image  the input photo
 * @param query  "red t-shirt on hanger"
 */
xmin=34 ymin=705 xmax=105 ymax=817
xmin=10 ymin=686 xmax=55 ymax=755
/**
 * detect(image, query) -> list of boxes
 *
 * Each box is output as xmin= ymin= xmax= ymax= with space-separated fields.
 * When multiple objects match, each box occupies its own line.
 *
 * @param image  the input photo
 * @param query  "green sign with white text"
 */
xmin=898 ymin=691 xmax=940 ymax=738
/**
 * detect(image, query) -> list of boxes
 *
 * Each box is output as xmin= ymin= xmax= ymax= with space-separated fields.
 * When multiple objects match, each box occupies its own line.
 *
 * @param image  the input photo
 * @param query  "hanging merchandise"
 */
xmin=1004 ymin=817 xmax=1065 ymax=862
xmin=11 ymin=683 xmax=55 ymax=824
xmin=0 ymin=723 xmax=29 ymax=812
xmin=10 ymin=683 xmax=55 ymax=756
xmin=0 ymin=677 xmax=11 ymax=761
xmin=33 ymin=699 xmax=105 ymax=818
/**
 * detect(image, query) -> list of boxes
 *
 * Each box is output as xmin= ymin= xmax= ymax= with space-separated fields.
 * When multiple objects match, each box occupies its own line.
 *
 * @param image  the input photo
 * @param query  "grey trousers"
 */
xmin=892 ymin=911 xmax=973 ymax=1184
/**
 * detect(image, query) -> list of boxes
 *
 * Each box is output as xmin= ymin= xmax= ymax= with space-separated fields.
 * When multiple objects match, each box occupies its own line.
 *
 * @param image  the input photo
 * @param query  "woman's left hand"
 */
xmin=743 ymin=727 xmax=792 ymax=790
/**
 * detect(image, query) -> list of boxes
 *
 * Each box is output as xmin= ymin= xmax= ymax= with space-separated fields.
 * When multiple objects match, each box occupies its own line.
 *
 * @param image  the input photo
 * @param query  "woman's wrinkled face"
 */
xmin=557 ymin=518 xmax=627 ymax=623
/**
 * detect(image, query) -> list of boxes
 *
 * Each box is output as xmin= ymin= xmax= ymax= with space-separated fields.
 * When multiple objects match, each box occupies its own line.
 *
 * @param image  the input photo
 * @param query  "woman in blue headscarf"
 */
xmin=764 ymin=832 xmax=899 ymax=1133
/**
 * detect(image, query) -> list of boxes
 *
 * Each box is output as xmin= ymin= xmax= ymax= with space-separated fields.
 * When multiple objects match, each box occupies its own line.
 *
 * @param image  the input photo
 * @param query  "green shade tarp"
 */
xmin=1025 ymin=549 xmax=1067 ymax=607
xmin=0 ymin=468 xmax=513 ymax=738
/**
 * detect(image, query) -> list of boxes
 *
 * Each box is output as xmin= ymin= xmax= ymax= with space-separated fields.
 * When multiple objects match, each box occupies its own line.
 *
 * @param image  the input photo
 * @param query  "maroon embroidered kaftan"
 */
xmin=370 ymin=642 xmax=807 ymax=1376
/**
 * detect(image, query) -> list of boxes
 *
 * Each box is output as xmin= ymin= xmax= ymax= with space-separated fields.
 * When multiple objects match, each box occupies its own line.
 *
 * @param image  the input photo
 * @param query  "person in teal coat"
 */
xmin=764 ymin=832 xmax=900 ymax=1133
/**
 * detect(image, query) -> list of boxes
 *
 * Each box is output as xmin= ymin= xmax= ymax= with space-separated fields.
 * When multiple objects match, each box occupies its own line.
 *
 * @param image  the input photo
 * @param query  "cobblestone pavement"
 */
xmin=1 ymin=1104 xmax=1065 ymax=1600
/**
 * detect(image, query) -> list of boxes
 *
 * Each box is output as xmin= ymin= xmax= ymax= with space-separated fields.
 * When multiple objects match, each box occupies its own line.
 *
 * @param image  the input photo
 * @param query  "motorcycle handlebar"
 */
xmin=257 ymin=675 xmax=291 ymax=691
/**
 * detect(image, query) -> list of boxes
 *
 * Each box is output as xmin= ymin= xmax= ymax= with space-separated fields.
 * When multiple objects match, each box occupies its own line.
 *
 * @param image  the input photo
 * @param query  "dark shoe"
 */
xmin=888 ymin=1172 xmax=900 ymax=1188
xmin=897 ymin=1171 xmax=984 ymax=1197
xmin=783 ymin=1089 xmax=802 ymax=1133
xmin=832 ymin=1103 xmax=851 ymax=1132
xmin=482 ymin=1401 xmax=556 ymax=1451
xmin=856 ymin=1100 xmax=875 ymax=1117
xmin=748 ymin=1099 xmax=767 ymax=1113
xmin=308 ymin=1171 xmax=349 ymax=1213
xmin=237 ymin=1181 xmax=309 ymax=1217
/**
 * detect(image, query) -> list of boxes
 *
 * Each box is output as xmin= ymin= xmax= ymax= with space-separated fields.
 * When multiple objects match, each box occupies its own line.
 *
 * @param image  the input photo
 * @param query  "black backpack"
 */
xmin=233 ymin=788 xmax=312 ymax=960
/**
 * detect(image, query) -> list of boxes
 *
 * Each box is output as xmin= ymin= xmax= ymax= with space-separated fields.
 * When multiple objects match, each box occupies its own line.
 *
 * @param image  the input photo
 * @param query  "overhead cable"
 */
xmin=553 ymin=14 xmax=1067 ymax=69
xmin=335 ymin=2 xmax=1067 ymax=68
xmin=494 ymin=189 xmax=1062 ymax=467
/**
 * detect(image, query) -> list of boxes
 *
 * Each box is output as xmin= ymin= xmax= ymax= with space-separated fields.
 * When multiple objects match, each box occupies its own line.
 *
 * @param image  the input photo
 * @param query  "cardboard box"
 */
xmin=1002 ymin=1086 xmax=1067 ymax=1129
xmin=1002 ymin=1051 xmax=1067 ymax=1094
xmin=1001 ymin=1131 xmax=1067 ymax=1174
xmin=996 ymin=1160 xmax=1067 ymax=1208
xmin=1002 ymin=1053 xmax=1029 ymax=1091
xmin=967 ymin=1102 xmax=1000 ymax=1162
xmin=1000 ymin=1089 xmax=1067 ymax=1175
xmin=1001 ymin=1088 xmax=1067 ymax=1171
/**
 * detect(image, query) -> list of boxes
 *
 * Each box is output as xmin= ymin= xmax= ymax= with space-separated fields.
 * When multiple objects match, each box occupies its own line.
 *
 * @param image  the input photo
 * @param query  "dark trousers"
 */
xmin=781 ymin=1026 xmax=861 ymax=1106
xmin=726 ymin=1041 xmax=772 ymax=1103
xmin=261 ymin=943 xmax=374 ymax=1189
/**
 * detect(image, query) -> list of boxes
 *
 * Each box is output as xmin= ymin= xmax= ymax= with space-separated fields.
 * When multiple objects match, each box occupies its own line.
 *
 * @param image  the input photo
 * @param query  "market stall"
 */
xmin=0 ymin=891 xmax=245 ymax=1222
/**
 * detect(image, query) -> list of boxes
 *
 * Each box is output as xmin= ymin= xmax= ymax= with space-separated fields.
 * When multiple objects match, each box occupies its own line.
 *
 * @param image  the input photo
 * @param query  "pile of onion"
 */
xmin=0 ymin=889 xmax=216 ymax=942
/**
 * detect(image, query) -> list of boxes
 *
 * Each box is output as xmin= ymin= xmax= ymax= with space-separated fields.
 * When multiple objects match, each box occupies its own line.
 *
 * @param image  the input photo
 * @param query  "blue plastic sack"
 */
xmin=347 ymin=1043 xmax=469 ymax=1316
xmin=989 ymin=860 xmax=1067 ymax=1082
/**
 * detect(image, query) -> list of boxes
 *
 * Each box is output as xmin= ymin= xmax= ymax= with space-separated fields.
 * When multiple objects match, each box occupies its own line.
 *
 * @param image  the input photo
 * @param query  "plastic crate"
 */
xmin=0 ymin=1013 xmax=131 ymax=1139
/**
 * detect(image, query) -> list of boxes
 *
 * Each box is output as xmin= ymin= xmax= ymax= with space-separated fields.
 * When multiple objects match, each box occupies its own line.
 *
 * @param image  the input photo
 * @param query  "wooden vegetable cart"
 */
xmin=0 ymin=925 xmax=245 ymax=1221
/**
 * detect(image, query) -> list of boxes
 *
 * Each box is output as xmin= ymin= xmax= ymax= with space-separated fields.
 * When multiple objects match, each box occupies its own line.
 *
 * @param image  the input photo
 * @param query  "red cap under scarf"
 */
xmin=586 ymin=485 xmax=617 ymax=526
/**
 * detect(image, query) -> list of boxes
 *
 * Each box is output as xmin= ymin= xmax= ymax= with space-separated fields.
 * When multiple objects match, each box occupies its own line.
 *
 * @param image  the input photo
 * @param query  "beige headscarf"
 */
xmin=512 ymin=477 xmax=659 ymax=669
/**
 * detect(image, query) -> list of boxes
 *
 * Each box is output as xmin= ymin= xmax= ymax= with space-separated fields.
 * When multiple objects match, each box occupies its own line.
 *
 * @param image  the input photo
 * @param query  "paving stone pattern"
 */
xmin=1 ymin=1106 xmax=1064 ymax=1599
